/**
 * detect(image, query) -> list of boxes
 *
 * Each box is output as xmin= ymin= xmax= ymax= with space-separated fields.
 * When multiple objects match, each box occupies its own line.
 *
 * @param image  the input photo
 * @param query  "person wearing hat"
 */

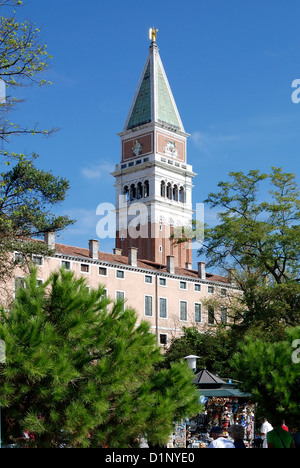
xmin=207 ymin=427 xmax=235 ymax=448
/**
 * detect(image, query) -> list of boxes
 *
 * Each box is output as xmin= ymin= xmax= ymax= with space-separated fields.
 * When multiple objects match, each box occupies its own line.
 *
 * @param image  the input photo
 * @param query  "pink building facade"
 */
xmin=11 ymin=236 xmax=236 ymax=347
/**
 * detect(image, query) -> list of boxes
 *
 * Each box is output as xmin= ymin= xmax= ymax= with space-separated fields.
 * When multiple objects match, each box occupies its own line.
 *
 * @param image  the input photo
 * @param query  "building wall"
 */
xmin=10 ymin=245 xmax=236 ymax=347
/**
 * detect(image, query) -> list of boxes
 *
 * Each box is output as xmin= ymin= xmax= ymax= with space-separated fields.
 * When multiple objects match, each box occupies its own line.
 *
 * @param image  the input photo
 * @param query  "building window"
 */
xmin=61 ymin=260 xmax=71 ymax=270
xmin=159 ymin=277 xmax=167 ymax=286
xmin=159 ymin=298 xmax=167 ymax=319
xmin=179 ymin=281 xmax=187 ymax=290
xmin=116 ymin=270 xmax=125 ymax=279
xmin=220 ymin=288 xmax=227 ymax=297
xmin=160 ymin=334 xmax=168 ymax=346
xmin=14 ymin=252 xmax=26 ymax=265
xmin=208 ymin=305 xmax=215 ymax=325
xmin=116 ymin=291 xmax=125 ymax=311
xmin=100 ymin=289 xmax=108 ymax=311
xmin=101 ymin=289 xmax=108 ymax=300
xmin=130 ymin=184 xmax=136 ymax=201
xmin=144 ymin=295 xmax=153 ymax=317
xmin=32 ymin=255 xmax=43 ymax=266
xmin=15 ymin=277 xmax=26 ymax=292
xmin=208 ymin=286 xmax=214 ymax=294
xmin=159 ymin=246 xmax=163 ymax=253
xmin=145 ymin=275 xmax=153 ymax=284
xmin=80 ymin=264 xmax=90 ymax=273
xmin=123 ymin=186 xmax=129 ymax=203
xmin=221 ymin=307 xmax=228 ymax=325
xmin=180 ymin=301 xmax=188 ymax=321
xmin=179 ymin=186 xmax=185 ymax=203
xmin=137 ymin=182 xmax=143 ymax=200
xmin=167 ymin=182 xmax=172 ymax=200
xmin=173 ymin=184 xmax=179 ymax=202
xmin=194 ymin=303 xmax=202 ymax=323
xmin=144 ymin=180 xmax=149 ymax=198
xmin=99 ymin=267 xmax=108 ymax=276
xmin=194 ymin=283 xmax=201 ymax=292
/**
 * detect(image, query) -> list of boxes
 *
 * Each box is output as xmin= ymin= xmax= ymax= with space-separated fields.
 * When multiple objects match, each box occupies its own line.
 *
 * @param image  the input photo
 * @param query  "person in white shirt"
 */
xmin=208 ymin=426 xmax=235 ymax=448
xmin=260 ymin=418 xmax=273 ymax=448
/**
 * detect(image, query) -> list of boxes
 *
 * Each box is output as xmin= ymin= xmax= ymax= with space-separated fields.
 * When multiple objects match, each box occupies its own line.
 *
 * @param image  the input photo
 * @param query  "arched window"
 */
xmin=173 ymin=184 xmax=178 ymax=201
xmin=179 ymin=186 xmax=185 ymax=203
xmin=167 ymin=183 xmax=172 ymax=200
xmin=123 ymin=186 xmax=129 ymax=202
xmin=130 ymin=184 xmax=136 ymax=201
xmin=144 ymin=180 xmax=149 ymax=198
xmin=160 ymin=181 xmax=166 ymax=198
xmin=137 ymin=182 xmax=143 ymax=199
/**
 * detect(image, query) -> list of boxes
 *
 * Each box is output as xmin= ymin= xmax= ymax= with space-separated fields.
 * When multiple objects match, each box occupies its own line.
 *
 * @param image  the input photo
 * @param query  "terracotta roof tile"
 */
xmin=54 ymin=242 xmax=230 ymax=285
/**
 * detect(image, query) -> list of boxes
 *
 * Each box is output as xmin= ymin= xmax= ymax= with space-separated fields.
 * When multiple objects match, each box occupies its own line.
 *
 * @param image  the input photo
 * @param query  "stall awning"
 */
xmin=198 ymin=389 xmax=252 ymax=398
xmin=193 ymin=369 xmax=252 ymax=399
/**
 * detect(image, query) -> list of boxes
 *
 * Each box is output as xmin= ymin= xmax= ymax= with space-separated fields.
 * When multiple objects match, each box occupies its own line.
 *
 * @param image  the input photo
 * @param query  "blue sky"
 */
xmin=8 ymin=0 xmax=300 ymax=265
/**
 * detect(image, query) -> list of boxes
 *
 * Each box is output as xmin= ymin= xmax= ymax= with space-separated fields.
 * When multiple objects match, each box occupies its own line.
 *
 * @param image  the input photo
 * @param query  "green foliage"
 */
xmin=199 ymin=167 xmax=300 ymax=332
xmin=0 ymin=2 xmax=73 ymax=278
xmin=201 ymin=167 xmax=300 ymax=282
xmin=0 ymin=0 xmax=55 ymax=147
xmin=0 ymin=268 xmax=201 ymax=448
xmin=0 ymin=158 xmax=72 ymax=236
xmin=0 ymin=156 xmax=74 ymax=282
xmin=231 ymin=327 xmax=300 ymax=426
xmin=165 ymin=327 xmax=234 ymax=377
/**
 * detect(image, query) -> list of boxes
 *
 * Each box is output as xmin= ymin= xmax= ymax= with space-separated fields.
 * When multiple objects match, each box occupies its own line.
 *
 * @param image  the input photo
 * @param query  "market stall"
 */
xmin=185 ymin=370 xmax=255 ymax=448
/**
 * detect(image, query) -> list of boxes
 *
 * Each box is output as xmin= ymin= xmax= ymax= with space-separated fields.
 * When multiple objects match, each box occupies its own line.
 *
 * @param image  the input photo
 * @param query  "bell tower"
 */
xmin=113 ymin=30 xmax=196 ymax=268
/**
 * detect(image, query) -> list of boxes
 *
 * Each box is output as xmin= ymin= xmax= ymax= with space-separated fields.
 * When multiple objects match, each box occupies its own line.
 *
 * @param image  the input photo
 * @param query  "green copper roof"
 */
xmin=127 ymin=62 xmax=151 ymax=130
xmin=125 ymin=44 xmax=184 ymax=132
xmin=157 ymin=63 xmax=180 ymax=128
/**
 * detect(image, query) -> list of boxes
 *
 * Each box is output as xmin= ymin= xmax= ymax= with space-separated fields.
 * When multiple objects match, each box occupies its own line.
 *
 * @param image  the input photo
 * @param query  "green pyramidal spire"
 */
xmin=124 ymin=40 xmax=185 ymax=133
xmin=127 ymin=62 xmax=151 ymax=129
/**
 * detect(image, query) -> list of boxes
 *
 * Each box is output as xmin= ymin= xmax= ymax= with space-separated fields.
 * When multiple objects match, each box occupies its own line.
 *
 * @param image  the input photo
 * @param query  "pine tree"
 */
xmin=231 ymin=327 xmax=300 ymax=426
xmin=0 ymin=268 xmax=201 ymax=448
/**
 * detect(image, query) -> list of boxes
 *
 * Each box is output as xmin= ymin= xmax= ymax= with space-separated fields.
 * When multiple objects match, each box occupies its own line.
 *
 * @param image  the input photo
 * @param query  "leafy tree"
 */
xmin=165 ymin=327 xmax=234 ymax=377
xmin=0 ymin=1 xmax=73 ymax=280
xmin=200 ymin=167 xmax=300 ymax=331
xmin=167 ymin=168 xmax=300 ymax=380
xmin=0 ymin=269 xmax=201 ymax=448
xmin=0 ymin=157 xmax=74 ymax=283
xmin=231 ymin=327 xmax=300 ymax=427
xmin=202 ymin=168 xmax=300 ymax=280
xmin=0 ymin=0 xmax=55 ymax=148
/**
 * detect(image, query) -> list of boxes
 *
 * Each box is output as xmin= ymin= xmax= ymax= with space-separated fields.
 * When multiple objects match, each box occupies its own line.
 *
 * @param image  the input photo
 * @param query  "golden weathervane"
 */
xmin=149 ymin=28 xmax=158 ymax=43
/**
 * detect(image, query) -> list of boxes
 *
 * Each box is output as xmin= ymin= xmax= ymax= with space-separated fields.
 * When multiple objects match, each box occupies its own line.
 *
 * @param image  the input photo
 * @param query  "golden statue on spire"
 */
xmin=149 ymin=28 xmax=158 ymax=43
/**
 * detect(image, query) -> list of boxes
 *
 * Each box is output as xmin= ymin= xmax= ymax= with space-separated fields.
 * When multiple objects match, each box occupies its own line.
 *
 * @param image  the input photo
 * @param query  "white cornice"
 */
xmin=52 ymin=252 xmax=236 ymax=289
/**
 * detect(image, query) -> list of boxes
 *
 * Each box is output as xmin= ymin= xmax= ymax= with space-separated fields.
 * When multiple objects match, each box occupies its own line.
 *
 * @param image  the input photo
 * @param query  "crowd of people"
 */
xmin=208 ymin=418 xmax=300 ymax=449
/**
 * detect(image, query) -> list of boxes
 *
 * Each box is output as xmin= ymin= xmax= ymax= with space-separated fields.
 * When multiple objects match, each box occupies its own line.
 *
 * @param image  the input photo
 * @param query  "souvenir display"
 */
xmin=173 ymin=420 xmax=186 ymax=448
xmin=185 ymin=397 xmax=256 ymax=448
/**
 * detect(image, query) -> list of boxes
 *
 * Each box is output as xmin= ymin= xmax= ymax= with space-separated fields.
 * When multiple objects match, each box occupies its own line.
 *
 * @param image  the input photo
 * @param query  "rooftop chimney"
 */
xmin=128 ymin=247 xmax=138 ymax=267
xmin=167 ymin=255 xmax=175 ymax=275
xmin=185 ymin=262 xmax=192 ymax=270
xmin=198 ymin=262 xmax=206 ymax=280
xmin=228 ymin=268 xmax=237 ymax=285
xmin=89 ymin=239 xmax=99 ymax=260
xmin=44 ymin=231 xmax=55 ymax=250
xmin=113 ymin=248 xmax=123 ymax=256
